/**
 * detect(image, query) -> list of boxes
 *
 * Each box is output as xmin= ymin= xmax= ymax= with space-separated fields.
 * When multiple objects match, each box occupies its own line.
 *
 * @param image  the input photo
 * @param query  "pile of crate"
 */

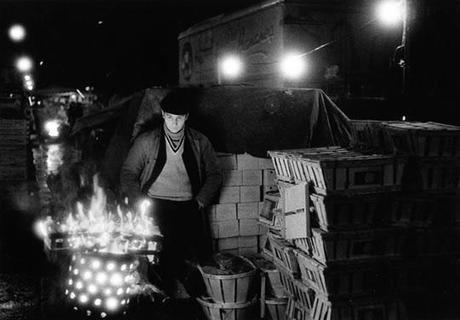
xmin=261 ymin=146 xmax=409 ymax=320
xmin=208 ymin=153 xmax=275 ymax=255
xmin=0 ymin=119 xmax=29 ymax=182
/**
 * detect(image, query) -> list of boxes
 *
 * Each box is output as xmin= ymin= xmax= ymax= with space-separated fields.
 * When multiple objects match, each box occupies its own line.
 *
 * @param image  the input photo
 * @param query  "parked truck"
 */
xmin=178 ymin=0 xmax=400 ymax=99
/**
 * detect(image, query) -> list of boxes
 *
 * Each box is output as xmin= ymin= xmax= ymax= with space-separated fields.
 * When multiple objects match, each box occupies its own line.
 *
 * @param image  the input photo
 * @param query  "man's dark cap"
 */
xmin=160 ymin=90 xmax=190 ymax=115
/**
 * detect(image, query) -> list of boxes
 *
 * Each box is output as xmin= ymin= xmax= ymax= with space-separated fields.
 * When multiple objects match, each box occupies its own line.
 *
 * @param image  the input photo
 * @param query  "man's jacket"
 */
xmin=120 ymin=126 xmax=222 ymax=207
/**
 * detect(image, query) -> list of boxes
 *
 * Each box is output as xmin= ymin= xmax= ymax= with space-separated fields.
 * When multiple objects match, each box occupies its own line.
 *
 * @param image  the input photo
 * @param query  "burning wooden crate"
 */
xmin=382 ymin=121 xmax=460 ymax=157
xmin=269 ymin=147 xmax=406 ymax=196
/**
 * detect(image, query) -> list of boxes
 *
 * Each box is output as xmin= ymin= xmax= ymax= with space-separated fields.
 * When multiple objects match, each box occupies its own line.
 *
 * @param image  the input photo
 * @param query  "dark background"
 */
xmin=0 ymin=0 xmax=459 ymax=124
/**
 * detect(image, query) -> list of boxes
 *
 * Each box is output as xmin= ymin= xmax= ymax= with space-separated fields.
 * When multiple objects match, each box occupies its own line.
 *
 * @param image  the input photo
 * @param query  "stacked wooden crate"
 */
xmin=0 ymin=119 xmax=29 ymax=182
xmin=263 ymin=147 xmax=408 ymax=320
xmin=381 ymin=122 xmax=460 ymax=303
xmin=209 ymin=153 xmax=275 ymax=255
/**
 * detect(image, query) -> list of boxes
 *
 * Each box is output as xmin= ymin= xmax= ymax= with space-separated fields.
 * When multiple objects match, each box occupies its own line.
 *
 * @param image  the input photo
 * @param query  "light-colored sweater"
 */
xmin=147 ymin=135 xmax=193 ymax=201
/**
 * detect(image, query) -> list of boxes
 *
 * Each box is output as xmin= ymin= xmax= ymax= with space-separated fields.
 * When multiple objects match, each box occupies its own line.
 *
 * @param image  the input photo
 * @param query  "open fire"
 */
xmin=36 ymin=174 xmax=162 ymax=255
xmin=35 ymin=174 xmax=163 ymax=317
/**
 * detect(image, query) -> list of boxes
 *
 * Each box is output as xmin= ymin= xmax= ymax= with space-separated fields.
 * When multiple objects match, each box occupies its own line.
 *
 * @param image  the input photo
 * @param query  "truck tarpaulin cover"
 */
xmin=87 ymin=86 xmax=351 ymax=186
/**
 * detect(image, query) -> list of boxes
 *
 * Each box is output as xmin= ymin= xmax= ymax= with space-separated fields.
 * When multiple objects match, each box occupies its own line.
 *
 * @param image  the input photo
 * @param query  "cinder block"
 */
xmin=237 ymin=202 xmax=259 ymax=219
xmin=237 ymin=153 xmax=259 ymax=170
xmin=217 ymin=153 xmax=237 ymax=170
xmin=211 ymin=220 xmax=239 ymax=239
xmin=239 ymin=246 xmax=258 ymax=256
xmin=218 ymin=187 xmax=240 ymax=203
xmin=222 ymin=170 xmax=243 ymax=186
xmin=240 ymin=186 xmax=261 ymax=203
xmin=239 ymin=219 xmax=260 ymax=236
xmin=259 ymin=158 xmax=275 ymax=170
xmin=238 ymin=236 xmax=258 ymax=248
xmin=263 ymin=169 xmax=276 ymax=186
xmin=215 ymin=203 xmax=237 ymax=221
xmin=217 ymin=237 xmax=239 ymax=250
xmin=207 ymin=206 xmax=216 ymax=221
xmin=242 ymin=169 xmax=263 ymax=186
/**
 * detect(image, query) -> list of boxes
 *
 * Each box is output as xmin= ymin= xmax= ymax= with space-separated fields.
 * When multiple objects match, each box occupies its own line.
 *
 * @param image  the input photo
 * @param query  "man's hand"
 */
xmin=195 ymin=198 xmax=204 ymax=210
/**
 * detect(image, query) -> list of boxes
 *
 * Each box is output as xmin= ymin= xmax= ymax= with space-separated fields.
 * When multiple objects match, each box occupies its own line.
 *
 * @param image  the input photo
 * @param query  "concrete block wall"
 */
xmin=208 ymin=153 xmax=274 ymax=255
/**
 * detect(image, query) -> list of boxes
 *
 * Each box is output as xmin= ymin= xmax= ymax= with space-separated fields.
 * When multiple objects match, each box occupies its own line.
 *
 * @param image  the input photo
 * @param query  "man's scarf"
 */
xmin=164 ymin=123 xmax=185 ymax=153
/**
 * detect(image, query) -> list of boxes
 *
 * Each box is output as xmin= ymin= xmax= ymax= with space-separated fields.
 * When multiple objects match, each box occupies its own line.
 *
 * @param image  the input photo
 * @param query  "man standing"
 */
xmin=120 ymin=89 xmax=222 ymax=298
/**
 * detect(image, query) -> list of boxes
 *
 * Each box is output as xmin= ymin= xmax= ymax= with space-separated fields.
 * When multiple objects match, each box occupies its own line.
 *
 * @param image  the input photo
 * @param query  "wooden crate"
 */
xmin=388 ymin=195 xmax=436 ymax=227
xmin=350 ymin=120 xmax=394 ymax=154
xmin=277 ymin=262 xmax=315 ymax=309
xmin=270 ymin=147 xmax=406 ymax=195
xmin=295 ymin=251 xmax=388 ymax=298
xmin=411 ymin=158 xmax=460 ymax=192
xmin=267 ymin=234 xmax=300 ymax=277
xmin=250 ymin=254 xmax=287 ymax=299
xmin=287 ymin=294 xmax=406 ymax=320
xmin=310 ymin=193 xmax=390 ymax=231
xmin=308 ymin=228 xmax=406 ymax=265
xmin=409 ymin=228 xmax=460 ymax=257
xmin=383 ymin=121 xmax=460 ymax=157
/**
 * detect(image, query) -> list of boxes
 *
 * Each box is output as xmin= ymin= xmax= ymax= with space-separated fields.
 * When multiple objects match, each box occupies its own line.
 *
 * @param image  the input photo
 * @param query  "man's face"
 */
xmin=162 ymin=111 xmax=188 ymax=133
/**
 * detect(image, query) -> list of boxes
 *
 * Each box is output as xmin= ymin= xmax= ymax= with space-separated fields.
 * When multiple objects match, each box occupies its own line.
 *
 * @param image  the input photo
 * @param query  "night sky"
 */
xmin=0 ymin=0 xmax=459 ymax=123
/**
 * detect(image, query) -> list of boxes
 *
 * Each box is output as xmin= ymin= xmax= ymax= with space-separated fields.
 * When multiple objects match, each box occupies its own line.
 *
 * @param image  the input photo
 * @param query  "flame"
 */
xmin=37 ymin=173 xmax=160 ymax=254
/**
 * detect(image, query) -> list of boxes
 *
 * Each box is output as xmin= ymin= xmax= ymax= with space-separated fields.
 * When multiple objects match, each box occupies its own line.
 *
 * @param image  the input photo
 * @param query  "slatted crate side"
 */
xmin=302 ymin=158 xmax=405 ymax=196
xmin=268 ymin=151 xmax=295 ymax=183
xmin=349 ymin=120 xmax=394 ymax=154
xmin=268 ymin=234 xmax=300 ymax=277
xmin=286 ymin=298 xmax=311 ymax=320
xmin=388 ymin=259 xmax=431 ymax=294
xmin=416 ymin=159 xmax=460 ymax=192
xmin=293 ymin=237 xmax=314 ymax=256
xmin=276 ymin=262 xmax=315 ymax=310
xmin=310 ymin=194 xmax=389 ymax=232
xmin=387 ymin=195 xmax=436 ymax=227
xmin=329 ymin=298 xmax=407 ymax=320
xmin=433 ymin=194 xmax=460 ymax=227
xmin=412 ymin=228 xmax=460 ymax=256
xmin=383 ymin=121 xmax=460 ymax=157
xmin=309 ymin=228 xmax=407 ymax=264
xmin=296 ymin=251 xmax=389 ymax=298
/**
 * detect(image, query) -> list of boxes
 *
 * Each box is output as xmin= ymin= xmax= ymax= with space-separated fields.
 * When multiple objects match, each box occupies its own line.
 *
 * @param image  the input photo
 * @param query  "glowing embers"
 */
xmin=66 ymin=253 xmax=137 ymax=317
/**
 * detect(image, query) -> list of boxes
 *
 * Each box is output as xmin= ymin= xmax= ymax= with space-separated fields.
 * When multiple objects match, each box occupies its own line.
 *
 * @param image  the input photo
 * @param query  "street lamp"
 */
xmin=8 ymin=24 xmax=26 ymax=42
xmin=16 ymin=56 xmax=34 ymax=73
xmin=376 ymin=0 xmax=408 ymax=93
xmin=376 ymin=0 xmax=405 ymax=27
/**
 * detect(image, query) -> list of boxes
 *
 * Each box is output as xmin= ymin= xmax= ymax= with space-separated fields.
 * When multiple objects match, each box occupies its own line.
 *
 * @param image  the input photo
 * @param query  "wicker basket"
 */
xmin=198 ymin=256 xmax=258 ymax=304
xmin=197 ymin=297 xmax=257 ymax=320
